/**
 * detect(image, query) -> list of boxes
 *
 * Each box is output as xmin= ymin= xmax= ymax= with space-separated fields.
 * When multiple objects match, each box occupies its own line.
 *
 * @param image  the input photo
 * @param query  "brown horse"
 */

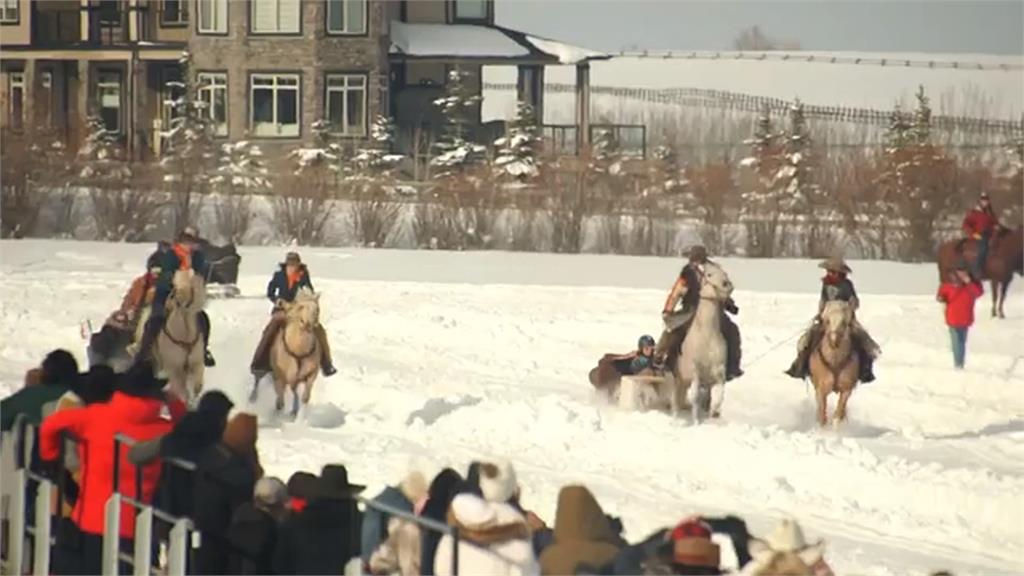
xmin=809 ymin=301 xmax=859 ymax=427
xmin=937 ymin=226 xmax=1023 ymax=318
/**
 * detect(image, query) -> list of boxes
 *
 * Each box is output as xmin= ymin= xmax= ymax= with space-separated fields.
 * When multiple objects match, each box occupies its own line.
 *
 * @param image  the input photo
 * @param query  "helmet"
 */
xmin=638 ymin=334 xmax=656 ymax=349
xmin=687 ymin=245 xmax=708 ymax=263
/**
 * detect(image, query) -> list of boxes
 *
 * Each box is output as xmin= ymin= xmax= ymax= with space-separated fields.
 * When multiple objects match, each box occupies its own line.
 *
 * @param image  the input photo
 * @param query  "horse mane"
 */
xmin=294 ymin=287 xmax=318 ymax=303
xmin=821 ymin=299 xmax=851 ymax=320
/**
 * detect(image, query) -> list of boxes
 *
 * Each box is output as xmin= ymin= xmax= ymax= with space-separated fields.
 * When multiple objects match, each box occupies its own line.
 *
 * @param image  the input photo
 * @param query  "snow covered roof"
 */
xmin=389 ymin=21 xmax=607 ymax=64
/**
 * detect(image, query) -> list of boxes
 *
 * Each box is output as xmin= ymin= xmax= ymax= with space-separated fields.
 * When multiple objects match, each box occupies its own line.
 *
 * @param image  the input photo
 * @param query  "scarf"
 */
xmin=287 ymin=269 xmax=304 ymax=290
xmin=172 ymin=243 xmax=192 ymax=270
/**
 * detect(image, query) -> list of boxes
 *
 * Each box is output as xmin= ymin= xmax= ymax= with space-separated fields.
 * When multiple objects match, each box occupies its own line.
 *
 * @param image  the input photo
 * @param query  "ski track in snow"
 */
xmin=1 ymin=240 xmax=1022 ymax=575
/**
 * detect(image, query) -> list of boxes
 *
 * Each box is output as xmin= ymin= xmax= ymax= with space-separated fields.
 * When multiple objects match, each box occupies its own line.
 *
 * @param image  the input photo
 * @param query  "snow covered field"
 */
xmin=1 ymin=240 xmax=1022 ymax=575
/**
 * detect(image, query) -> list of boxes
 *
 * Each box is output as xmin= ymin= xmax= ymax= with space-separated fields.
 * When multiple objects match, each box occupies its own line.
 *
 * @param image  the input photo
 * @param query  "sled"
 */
xmin=589 ymin=353 xmax=678 ymax=412
xmin=200 ymin=239 xmax=242 ymax=299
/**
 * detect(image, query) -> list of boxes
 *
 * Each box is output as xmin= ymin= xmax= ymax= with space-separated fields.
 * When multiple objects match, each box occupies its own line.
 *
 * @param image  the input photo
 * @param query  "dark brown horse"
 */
xmin=937 ymin=226 xmax=1023 ymax=318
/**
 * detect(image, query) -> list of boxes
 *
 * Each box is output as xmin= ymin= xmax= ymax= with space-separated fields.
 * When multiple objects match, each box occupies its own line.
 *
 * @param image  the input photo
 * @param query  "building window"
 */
xmin=453 ymin=0 xmax=488 ymax=20
xmin=98 ymin=0 xmax=122 ymax=25
xmin=8 ymin=72 xmax=24 ymax=130
xmin=327 ymin=0 xmax=366 ymax=35
xmin=197 ymin=0 xmax=227 ymax=33
xmin=325 ymin=74 xmax=366 ymax=136
xmin=160 ymin=66 xmax=184 ymax=129
xmin=251 ymin=0 xmax=300 ymax=34
xmin=250 ymin=74 xmax=299 ymax=137
xmin=0 ymin=0 xmax=18 ymax=24
xmin=198 ymin=72 xmax=228 ymax=136
xmin=40 ymin=70 xmax=54 ymax=129
xmin=161 ymin=0 xmax=188 ymax=26
xmin=97 ymin=70 xmax=123 ymax=134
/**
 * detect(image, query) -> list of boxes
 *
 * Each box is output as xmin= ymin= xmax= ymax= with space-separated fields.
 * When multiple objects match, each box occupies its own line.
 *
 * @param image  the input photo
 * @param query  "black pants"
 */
xmin=53 ymin=523 xmax=133 ymax=576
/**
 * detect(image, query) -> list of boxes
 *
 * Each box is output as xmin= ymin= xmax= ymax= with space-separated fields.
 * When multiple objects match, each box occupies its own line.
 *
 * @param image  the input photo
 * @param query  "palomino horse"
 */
xmin=937 ymin=226 xmax=1023 ymax=318
xmin=152 ymin=269 xmax=206 ymax=405
xmin=809 ymin=301 xmax=859 ymax=427
xmin=266 ymin=288 xmax=322 ymax=420
xmin=675 ymin=262 xmax=733 ymax=423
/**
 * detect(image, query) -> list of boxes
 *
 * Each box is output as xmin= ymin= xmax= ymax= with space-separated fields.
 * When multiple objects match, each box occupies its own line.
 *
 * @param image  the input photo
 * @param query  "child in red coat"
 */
xmin=936 ymin=268 xmax=984 ymax=369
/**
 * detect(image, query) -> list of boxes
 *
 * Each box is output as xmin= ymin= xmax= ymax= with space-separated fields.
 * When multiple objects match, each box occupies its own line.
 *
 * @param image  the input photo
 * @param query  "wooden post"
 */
xmin=79 ymin=0 xmax=90 ymax=43
xmin=575 ymin=62 xmax=590 ymax=153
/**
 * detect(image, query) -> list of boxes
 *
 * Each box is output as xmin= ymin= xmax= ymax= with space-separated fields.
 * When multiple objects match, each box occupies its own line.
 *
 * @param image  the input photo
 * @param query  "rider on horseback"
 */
xmin=961 ymin=192 xmax=1001 ymax=278
xmin=134 ymin=227 xmax=216 ymax=367
xmin=250 ymin=252 xmax=337 ymax=378
xmin=653 ymin=246 xmax=743 ymax=380
xmin=785 ymin=257 xmax=880 ymax=383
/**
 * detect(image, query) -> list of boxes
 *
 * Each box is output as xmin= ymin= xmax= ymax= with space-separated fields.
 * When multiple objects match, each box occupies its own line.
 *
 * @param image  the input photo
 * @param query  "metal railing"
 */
xmin=3 ymin=416 xmax=55 ymax=576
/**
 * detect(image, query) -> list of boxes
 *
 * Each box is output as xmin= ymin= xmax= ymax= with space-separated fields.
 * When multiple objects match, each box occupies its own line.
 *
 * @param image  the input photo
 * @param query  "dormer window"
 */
xmin=452 ymin=0 xmax=490 ymax=22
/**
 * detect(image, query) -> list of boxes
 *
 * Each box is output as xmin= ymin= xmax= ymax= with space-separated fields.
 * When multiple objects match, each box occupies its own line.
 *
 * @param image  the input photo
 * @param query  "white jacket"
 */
xmin=434 ymin=494 xmax=539 ymax=576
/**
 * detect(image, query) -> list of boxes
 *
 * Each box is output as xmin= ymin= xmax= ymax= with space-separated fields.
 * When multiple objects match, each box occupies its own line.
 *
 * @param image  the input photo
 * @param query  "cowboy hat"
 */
xmin=317 ymin=464 xmax=366 ymax=499
xmin=818 ymin=257 xmax=851 ymax=274
xmin=748 ymin=518 xmax=826 ymax=567
xmin=284 ymin=251 xmax=302 ymax=264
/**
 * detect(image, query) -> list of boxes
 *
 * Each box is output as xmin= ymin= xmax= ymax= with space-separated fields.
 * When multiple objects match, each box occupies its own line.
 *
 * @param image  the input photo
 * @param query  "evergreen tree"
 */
xmin=349 ymin=115 xmax=404 ymax=248
xmin=738 ymin=105 xmax=787 ymax=256
xmin=160 ymin=51 xmax=217 ymax=231
xmin=494 ymin=101 xmax=542 ymax=181
xmin=431 ymin=68 xmax=485 ymax=177
xmin=352 ymin=114 xmax=403 ymax=180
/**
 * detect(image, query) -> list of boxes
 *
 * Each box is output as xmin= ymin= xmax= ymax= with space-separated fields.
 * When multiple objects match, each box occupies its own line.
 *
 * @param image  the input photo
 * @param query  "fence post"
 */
xmin=166 ymin=518 xmax=189 ymax=576
xmin=133 ymin=506 xmax=153 ymax=576
xmin=8 ymin=468 xmax=26 ymax=576
xmin=102 ymin=493 xmax=122 ymax=576
xmin=32 ymin=477 xmax=53 ymax=576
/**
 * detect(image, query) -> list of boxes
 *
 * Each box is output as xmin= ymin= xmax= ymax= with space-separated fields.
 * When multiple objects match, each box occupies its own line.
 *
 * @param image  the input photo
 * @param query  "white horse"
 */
xmin=153 ymin=269 xmax=206 ymax=405
xmin=675 ymin=262 xmax=733 ymax=423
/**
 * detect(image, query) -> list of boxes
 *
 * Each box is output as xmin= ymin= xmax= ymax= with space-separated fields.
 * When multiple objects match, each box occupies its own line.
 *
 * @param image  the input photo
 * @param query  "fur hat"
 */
xmin=748 ymin=518 xmax=825 ymax=567
xmin=222 ymin=412 xmax=258 ymax=454
xmin=669 ymin=518 xmax=721 ymax=569
xmin=818 ymin=257 xmax=851 ymax=274
xmin=478 ymin=460 xmax=518 ymax=504
xmin=254 ymin=476 xmax=287 ymax=509
xmin=400 ymin=470 xmax=430 ymax=503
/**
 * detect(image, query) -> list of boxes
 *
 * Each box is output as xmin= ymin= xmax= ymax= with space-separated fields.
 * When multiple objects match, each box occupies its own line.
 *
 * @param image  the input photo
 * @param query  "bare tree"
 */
xmin=275 ymin=121 xmax=340 ymax=246
xmin=0 ymin=132 xmax=41 ymax=238
xmin=348 ymin=115 xmax=404 ymax=248
xmin=212 ymin=140 xmax=269 ymax=244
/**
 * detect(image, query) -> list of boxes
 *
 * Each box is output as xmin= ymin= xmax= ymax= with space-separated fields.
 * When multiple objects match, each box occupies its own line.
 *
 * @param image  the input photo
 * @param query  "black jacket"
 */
xmin=266 ymin=265 xmax=314 ymax=304
xmin=273 ymin=498 xmax=360 ymax=575
xmin=227 ymin=504 xmax=279 ymax=575
xmin=192 ymin=444 xmax=258 ymax=575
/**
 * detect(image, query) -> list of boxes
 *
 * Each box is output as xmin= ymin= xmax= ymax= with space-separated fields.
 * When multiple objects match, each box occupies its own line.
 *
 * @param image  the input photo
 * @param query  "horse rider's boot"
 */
xmin=859 ymin=355 xmax=876 ymax=383
xmin=722 ymin=315 xmax=744 ymax=380
xmin=315 ymin=324 xmax=337 ymax=377
xmin=133 ymin=314 xmax=162 ymax=366
xmin=198 ymin=311 xmax=216 ymax=367
xmin=249 ymin=319 xmax=281 ymax=378
xmin=784 ymin=345 xmax=810 ymax=379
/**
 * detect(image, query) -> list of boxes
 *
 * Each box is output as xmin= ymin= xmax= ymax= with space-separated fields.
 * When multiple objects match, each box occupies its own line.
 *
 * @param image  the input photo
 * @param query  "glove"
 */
xmin=972 ymin=233 xmax=982 ymax=240
xmin=725 ymin=300 xmax=739 ymax=315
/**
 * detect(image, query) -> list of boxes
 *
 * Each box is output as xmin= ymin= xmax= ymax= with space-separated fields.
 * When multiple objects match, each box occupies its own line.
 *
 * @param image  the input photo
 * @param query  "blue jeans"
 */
xmin=949 ymin=327 xmax=968 ymax=368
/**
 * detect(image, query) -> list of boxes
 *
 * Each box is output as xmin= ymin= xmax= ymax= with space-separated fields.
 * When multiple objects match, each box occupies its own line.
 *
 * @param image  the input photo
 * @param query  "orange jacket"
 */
xmin=120 ymin=273 xmax=156 ymax=315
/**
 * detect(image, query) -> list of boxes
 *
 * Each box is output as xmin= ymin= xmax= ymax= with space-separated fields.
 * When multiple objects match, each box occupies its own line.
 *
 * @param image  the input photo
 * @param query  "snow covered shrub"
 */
xmin=430 ymin=67 xmax=485 ymax=180
xmin=159 ymin=52 xmax=217 ymax=232
xmin=412 ymin=199 xmax=461 ymax=250
xmin=0 ymin=133 xmax=42 ymax=238
xmin=79 ymin=116 xmax=162 ymax=242
xmin=687 ymin=161 xmax=740 ymax=257
xmin=494 ymin=101 xmax=542 ymax=182
xmin=212 ymin=140 xmax=269 ymax=244
xmin=348 ymin=115 xmax=404 ymax=248
xmin=277 ymin=126 xmax=341 ymax=246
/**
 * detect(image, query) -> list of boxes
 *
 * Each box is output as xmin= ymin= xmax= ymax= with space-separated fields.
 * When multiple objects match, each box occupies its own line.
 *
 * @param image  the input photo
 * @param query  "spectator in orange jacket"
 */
xmin=39 ymin=361 xmax=185 ymax=575
xmin=961 ymin=192 xmax=1000 ymax=277
xmin=937 ymin=267 xmax=984 ymax=369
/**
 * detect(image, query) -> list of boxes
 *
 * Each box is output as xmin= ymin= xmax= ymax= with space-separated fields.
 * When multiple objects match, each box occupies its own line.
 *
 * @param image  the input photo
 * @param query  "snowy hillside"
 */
xmin=483 ymin=52 xmax=1024 ymax=123
xmin=1 ymin=240 xmax=1022 ymax=575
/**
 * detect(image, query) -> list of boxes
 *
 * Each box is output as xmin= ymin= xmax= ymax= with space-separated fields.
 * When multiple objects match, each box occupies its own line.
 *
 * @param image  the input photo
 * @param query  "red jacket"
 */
xmin=962 ymin=208 xmax=999 ymax=238
xmin=937 ymin=281 xmax=984 ymax=328
xmin=39 ymin=392 xmax=186 ymax=536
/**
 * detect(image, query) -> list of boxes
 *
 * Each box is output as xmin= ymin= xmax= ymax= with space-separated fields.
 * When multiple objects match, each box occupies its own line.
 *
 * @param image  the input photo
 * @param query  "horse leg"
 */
xmin=273 ymin=376 xmax=285 ymax=413
xmin=670 ymin=377 xmax=686 ymax=418
xmin=248 ymin=376 xmax=260 ymax=404
xmin=290 ymin=383 xmax=302 ymax=421
xmin=815 ymin=383 xmax=829 ymax=427
xmin=835 ymin=388 xmax=852 ymax=424
xmin=710 ymin=382 xmax=725 ymax=418
xmin=999 ymin=278 xmax=1010 ymax=319
xmin=991 ymin=280 xmax=999 ymax=318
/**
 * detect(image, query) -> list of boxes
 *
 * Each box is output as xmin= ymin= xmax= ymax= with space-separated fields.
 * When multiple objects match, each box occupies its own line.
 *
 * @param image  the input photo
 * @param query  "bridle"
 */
xmin=816 ymin=317 xmax=856 ymax=381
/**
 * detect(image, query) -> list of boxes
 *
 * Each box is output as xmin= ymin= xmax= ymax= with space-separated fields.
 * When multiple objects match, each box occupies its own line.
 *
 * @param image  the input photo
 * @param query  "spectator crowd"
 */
xmin=1 ymin=349 xmax=954 ymax=576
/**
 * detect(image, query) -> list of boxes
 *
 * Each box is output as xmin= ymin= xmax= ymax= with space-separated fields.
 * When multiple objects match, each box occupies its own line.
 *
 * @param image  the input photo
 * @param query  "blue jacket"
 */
xmin=360 ymin=485 xmax=412 ymax=562
xmin=155 ymin=244 xmax=208 ymax=307
xmin=267 ymin=265 xmax=314 ymax=303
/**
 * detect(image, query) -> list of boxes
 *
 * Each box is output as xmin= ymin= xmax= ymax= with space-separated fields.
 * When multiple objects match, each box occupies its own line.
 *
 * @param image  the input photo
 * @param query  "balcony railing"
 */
xmin=31 ymin=6 xmax=137 ymax=47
